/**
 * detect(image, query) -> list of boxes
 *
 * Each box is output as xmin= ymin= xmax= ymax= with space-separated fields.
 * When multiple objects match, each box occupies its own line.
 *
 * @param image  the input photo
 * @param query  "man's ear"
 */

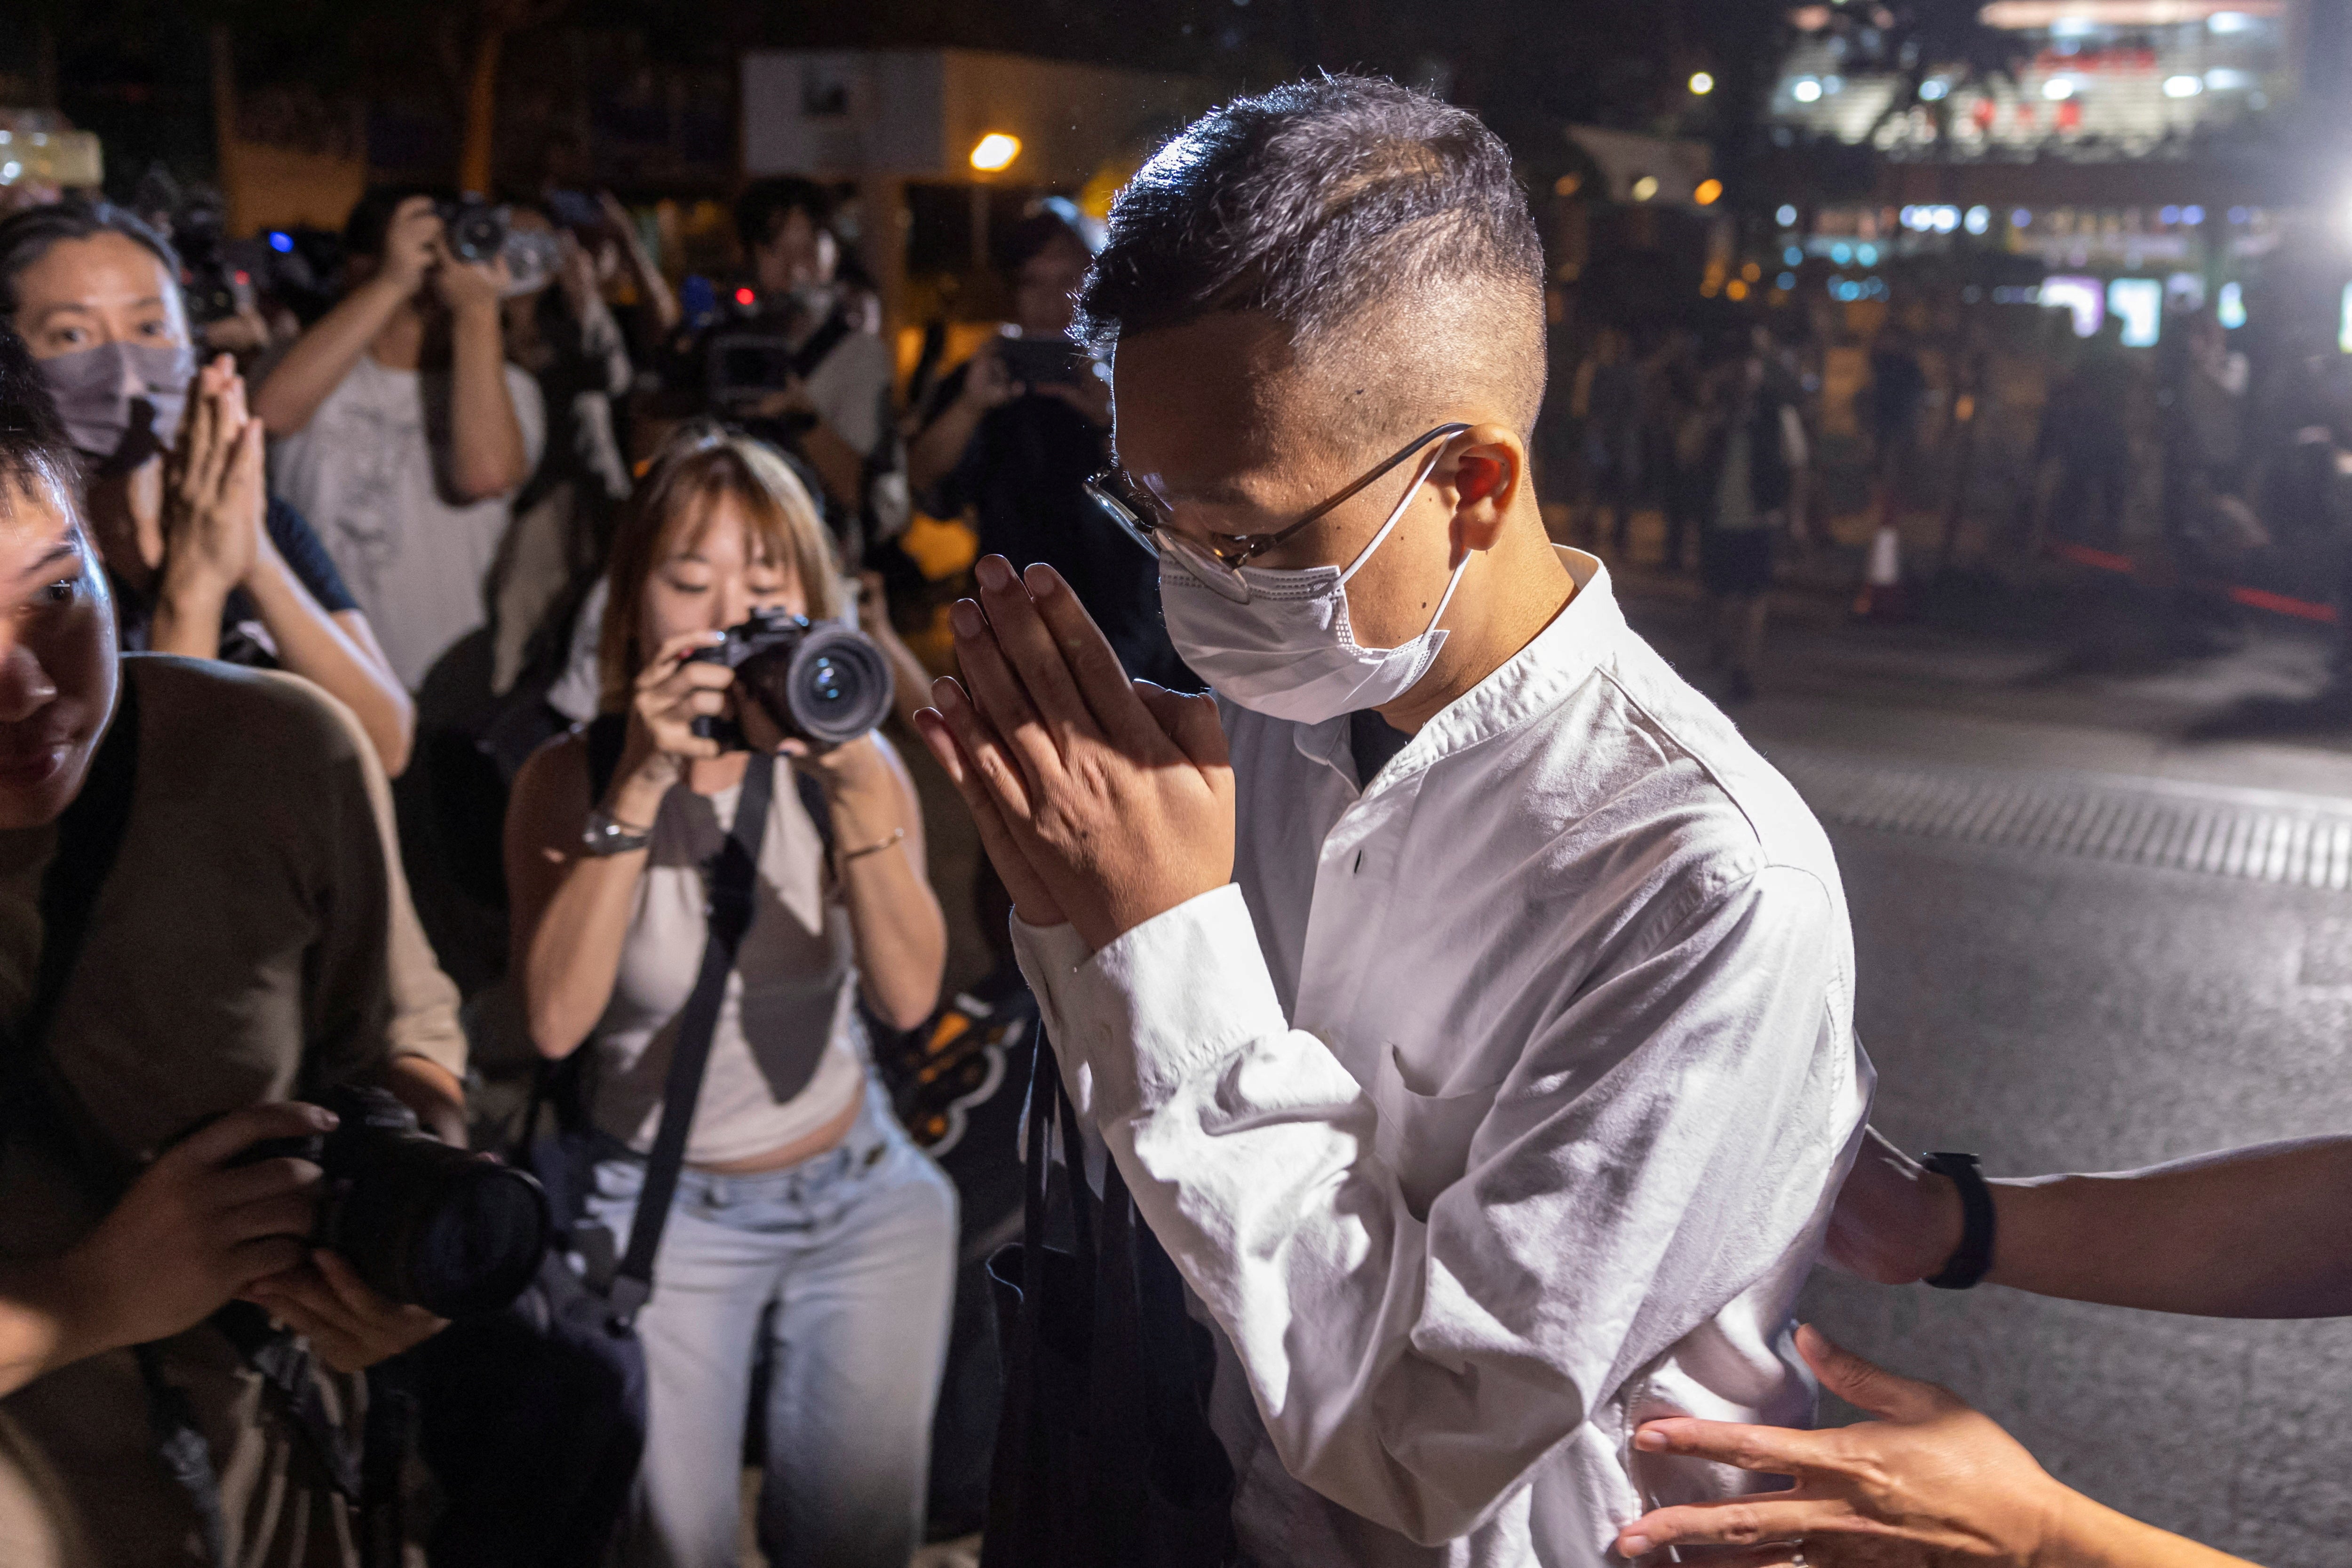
xmin=1443 ymin=425 xmax=1525 ymax=560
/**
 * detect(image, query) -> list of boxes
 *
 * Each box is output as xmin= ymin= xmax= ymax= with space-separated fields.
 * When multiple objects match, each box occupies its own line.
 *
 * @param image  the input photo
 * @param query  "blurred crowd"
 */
xmin=0 ymin=170 xmax=1158 ymax=1568
xmin=1550 ymin=280 xmax=2352 ymax=696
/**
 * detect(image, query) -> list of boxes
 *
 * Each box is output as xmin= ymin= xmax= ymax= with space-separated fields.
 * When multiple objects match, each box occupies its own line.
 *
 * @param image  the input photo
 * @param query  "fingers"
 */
xmin=1615 ymin=1495 xmax=1838 ymax=1558
xmin=222 ymin=1189 xmax=322 ymax=1247
xmin=169 ymin=1101 xmax=339 ymax=1171
xmin=638 ymin=629 xmax=726 ymax=685
xmin=1022 ymin=563 xmax=1165 ymax=750
xmin=1132 ymin=682 xmax=1229 ymax=774
xmin=208 ymin=1153 xmax=322 ymax=1210
xmin=224 ymin=1236 xmax=308 ymax=1291
xmin=946 ymin=598 xmax=1057 ymax=792
xmin=926 ymin=676 xmax=1035 ymax=825
xmin=969 ymin=555 xmax=1101 ymax=742
xmin=1796 ymin=1325 xmax=1951 ymax=1423
xmin=913 ymin=706 xmax=1064 ymax=926
xmin=1634 ymin=1416 xmax=1829 ymax=1479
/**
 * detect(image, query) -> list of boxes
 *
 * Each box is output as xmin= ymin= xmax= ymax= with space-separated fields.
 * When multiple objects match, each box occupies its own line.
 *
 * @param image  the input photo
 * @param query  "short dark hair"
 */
xmin=1075 ymin=76 xmax=1545 ymax=432
xmin=0 ymin=325 xmax=79 ymax=505
xmin=0 ymin=200 xmax=183 ymax=322
xmin=735 ymin=177 xmax=834 ymax=253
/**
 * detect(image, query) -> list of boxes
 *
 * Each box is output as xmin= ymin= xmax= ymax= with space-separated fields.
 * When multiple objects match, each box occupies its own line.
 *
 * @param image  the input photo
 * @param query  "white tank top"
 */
xmin=589 ymin=760 xmax=866 ymax=1165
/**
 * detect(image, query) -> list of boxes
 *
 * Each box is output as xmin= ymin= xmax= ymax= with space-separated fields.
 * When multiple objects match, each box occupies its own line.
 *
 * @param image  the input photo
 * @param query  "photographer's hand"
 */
xmin=0 ymin=1103 xmax=332 ymax=1397
xmin=243 ymin=1250 xmax=445 ymax=1375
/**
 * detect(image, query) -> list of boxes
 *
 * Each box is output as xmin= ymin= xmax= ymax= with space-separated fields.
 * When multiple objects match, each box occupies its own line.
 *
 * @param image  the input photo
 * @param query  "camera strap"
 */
xmin=604 ymin=744 xmax=779 ymax=1329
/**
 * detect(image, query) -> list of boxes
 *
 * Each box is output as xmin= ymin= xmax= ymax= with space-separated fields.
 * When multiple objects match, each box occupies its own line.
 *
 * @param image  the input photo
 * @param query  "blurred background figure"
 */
xmin=1569 ymin=323 xmax=1640 ymax=554
xmin=907 ymin=199 xmax=1188 ymax=692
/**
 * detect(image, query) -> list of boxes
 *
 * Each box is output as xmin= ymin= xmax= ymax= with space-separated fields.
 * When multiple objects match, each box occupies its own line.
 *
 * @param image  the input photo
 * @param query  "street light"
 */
xmin=1689 ymin=72 xmax=1715 ymax=96
xmin=1694 ymin=178 xmax=1724 ymax=206
xmin=969 ymin=133 xmax=1022 ymax=173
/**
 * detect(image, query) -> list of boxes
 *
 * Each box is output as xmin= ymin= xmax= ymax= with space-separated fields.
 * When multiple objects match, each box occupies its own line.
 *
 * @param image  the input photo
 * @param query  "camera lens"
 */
xmin=405 ymin=1163 xmax=554 ymax=1317
xmin=783 ymin=627 xmax=890 ymax=744
xmin=444 ymin=203 xmax=508 ymax=264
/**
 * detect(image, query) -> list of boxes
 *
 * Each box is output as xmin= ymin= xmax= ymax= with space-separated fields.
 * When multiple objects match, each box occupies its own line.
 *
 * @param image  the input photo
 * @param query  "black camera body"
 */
xmin=243 ymin=1085 xmax=551 ymax=1319
xmin=687 ymin=608 xmax=892 ymax=751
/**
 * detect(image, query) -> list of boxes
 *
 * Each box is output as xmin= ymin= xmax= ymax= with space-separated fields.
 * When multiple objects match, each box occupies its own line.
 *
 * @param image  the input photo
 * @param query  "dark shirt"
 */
xmin=919 ymin=360 xmax=1195 ymax=690
xmin=114 ymin=497 xmax=360 ymax=665
xmin=1349 ymin=707 xmax=1414 ymax=788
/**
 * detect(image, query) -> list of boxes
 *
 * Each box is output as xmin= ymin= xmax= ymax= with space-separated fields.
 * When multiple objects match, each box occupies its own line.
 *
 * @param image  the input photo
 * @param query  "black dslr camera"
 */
xmin=242 ymin=1085 xmax=551 ymax=1318
xmin=688 ymin=607 xmax=892 ymax=751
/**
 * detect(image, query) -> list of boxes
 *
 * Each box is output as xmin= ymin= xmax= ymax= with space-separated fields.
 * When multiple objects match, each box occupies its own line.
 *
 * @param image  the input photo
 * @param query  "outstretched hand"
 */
xmin=912 ymin=554 xmax=1233 ymax=950
xmin=1612 ymin=1326 xmax=2071 ymax=1567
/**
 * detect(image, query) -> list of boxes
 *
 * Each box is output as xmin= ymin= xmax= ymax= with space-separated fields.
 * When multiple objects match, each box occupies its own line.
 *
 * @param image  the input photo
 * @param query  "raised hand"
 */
xmin=1612 ymin=1326 xmax=2070 ymax=1567
xmin=911 ymin=554 xmax=1232 ymax=951
xmin=161 ymin=355 xmax=266 ymax=597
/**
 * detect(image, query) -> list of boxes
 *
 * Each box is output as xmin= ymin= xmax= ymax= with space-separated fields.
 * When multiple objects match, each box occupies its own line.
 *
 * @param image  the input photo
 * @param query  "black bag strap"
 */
xmin=604 ymin=749 xmax=776 ymax=1328
xmin=789 ymin=308 xmax=857 ymax=383
xmin=586 ymin=712 xmax=833 ymax=855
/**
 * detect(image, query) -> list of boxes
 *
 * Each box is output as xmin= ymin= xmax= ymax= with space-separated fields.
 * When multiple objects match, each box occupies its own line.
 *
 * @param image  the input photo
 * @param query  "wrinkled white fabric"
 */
xmin=1012 ymin=549 xmax=1874 ymax=1567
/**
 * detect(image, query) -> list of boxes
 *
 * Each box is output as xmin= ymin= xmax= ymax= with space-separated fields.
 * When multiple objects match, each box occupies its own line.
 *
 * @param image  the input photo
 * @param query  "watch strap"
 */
xmin=581 ymin=808 xmax=653 ymax=856
xmin=1921 ymin=1150 xmax=1996 ymax=1290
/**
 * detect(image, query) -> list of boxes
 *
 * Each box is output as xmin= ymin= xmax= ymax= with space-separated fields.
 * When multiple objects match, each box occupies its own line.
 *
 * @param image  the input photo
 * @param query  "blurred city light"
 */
xmin=969 ymin=132 xmax=1022 ymax=172
xmin=2041 ymin=274 xmax=2106 ymax=337
xmin=1965 ymin=206 xmax=1991 ymax=234
xmin=1693 ymin=178 xmax=1723 ymax=206
xmin=2218 ymin=280 xmax=2248 ymax=328
xmin=1792 ymin=78 xmax=1823 ymax=103
xmin=2163 ymin=75 xmax=2204 ymax=97
xmin=1776 ymin=204 xmax=1799 ymax=227
xmin=2044 ymin=76 xmax=2077 ymax=100
xmin=2107 ymin=278 xmax=2162 ymax=346
xmin=1689 ymin=72 xmax=1715 ymax=95
xmin=1631 ymin=175 xmax=1660 ymax=201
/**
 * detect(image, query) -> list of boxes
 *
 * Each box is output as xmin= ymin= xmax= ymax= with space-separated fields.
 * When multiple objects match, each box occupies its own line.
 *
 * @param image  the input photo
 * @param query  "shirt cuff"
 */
xmin=1062 ymin=883 xmax=1290 ymax=1122
xmin=1009 ymin=911 xmax=1091 ymax=1039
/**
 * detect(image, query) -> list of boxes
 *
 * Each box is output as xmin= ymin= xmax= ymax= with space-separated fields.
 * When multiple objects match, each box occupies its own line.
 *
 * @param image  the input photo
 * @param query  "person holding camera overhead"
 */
xmin=255 ymin=189 xmax=546 ymax=692
xmin=505 ymin=423 xmax=955 ymax=1568
xmin=0 ymin=328 xmax=463 ymax=1567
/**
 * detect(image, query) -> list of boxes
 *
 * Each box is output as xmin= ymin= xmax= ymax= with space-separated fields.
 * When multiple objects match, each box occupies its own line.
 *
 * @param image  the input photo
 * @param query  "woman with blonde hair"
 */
xmin=506 ymin=422 xmax=954 ymax=1568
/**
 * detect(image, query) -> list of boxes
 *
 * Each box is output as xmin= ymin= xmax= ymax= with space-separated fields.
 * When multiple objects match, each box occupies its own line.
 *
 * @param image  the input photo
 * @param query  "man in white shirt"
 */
xmin=912 ymin=78 xmax=1874 ymax=1566
xmin=256 ymin=191 xmax=546 ymax=689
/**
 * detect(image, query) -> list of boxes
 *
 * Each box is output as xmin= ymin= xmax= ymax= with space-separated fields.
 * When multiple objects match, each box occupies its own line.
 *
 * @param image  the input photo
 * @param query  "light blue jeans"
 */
xmin=584 ymin=1083 xmax=958 ymax=1568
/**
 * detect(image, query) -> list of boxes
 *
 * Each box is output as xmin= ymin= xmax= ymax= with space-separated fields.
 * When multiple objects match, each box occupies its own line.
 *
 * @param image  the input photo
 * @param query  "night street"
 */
xmin=1624 ymin=570 xmax=2352 ymax=1567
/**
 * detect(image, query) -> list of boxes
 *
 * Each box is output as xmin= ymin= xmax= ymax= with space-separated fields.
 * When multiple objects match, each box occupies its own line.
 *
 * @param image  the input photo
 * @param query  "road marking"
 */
xmin=1773 ymin=748 xmax=2352 ymax=891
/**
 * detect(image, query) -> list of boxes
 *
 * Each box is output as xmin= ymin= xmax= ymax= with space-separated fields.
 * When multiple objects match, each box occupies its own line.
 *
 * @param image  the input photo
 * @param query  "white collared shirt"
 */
xmin=1014 ymin=549 xmax=1874 ymax=1567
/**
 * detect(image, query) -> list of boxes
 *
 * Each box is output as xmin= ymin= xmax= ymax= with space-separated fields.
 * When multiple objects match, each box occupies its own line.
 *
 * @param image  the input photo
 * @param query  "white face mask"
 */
xmin=1159 ymin=446 xmax=1468 ymax=724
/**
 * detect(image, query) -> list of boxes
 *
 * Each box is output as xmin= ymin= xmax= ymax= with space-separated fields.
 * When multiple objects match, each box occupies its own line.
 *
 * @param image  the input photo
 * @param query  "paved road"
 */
xmin=1600 ymin=581 xmax=2352 ymax=1564
xmin=1778 ymin=788 xmax=2352 ymax=1568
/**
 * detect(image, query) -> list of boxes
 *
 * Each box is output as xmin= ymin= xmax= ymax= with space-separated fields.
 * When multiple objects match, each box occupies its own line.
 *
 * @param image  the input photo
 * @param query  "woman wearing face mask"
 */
xmin=506 ymin=423 xmax=954 ymax=1568
xmin=0 ymin=200 xmax=415 ymax=775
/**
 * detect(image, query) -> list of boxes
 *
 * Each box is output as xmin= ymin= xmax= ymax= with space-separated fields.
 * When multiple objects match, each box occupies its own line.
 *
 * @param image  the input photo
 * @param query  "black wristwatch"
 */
xmin=1920 ymin=1151 xmax=1996 ymax=1290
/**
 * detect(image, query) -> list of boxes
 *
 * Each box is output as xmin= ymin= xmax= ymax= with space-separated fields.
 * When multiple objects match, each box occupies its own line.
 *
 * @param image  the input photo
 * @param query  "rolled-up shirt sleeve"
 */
xmin=1011 ymin=863 xmax=1856 ymax=1546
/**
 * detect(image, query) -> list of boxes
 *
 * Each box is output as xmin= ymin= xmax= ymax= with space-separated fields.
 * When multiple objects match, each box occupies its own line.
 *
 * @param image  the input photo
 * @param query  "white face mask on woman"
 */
xmin=1159 ymin=441 xmax=1466 ymax=724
